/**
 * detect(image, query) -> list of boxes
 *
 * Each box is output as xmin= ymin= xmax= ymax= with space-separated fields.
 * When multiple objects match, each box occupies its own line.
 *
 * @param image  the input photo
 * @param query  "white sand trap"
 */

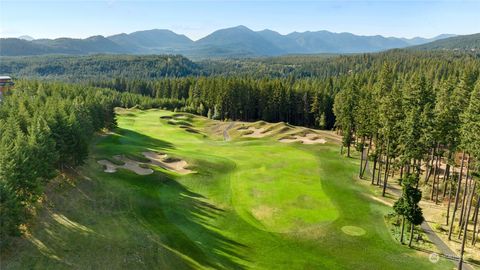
xmin=341 ymin=226 xmax=366 ymax=236
xmin=142 ymin=151 xmax=194 ymax=175
xmin=279 ymin=133 xmax=327 ymax=144
xmin=243 ymin=127 xmax=271 ymax=138
xmin=97 ymin=156 xmax=154 ymax=175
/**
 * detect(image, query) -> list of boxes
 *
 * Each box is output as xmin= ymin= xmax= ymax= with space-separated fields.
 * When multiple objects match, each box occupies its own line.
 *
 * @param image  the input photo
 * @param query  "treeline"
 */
xmin=1 ymin=50 xmax=479 ymax=81
xmin=333 ymin=64 xmax=480 ymax=266
xmin=0 ymin=54 xmax=203 ymax=81
xmin=0 ymin=80 xmax=182 ymax=246
xmin=89 ymin=50 xmax=480 ymax=130
xmin=91 ymin=76 xmax=338 ymax=129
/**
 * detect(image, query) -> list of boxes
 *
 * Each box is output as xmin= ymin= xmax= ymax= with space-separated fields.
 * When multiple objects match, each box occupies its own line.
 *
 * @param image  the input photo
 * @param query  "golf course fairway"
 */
xmin=1 ymin=109 xmax=454 ymax=270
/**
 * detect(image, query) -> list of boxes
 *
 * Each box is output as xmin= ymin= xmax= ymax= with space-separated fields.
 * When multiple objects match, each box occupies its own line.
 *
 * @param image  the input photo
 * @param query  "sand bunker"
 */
xmin=243 ymin=127 xmax=271 ymax=138
xmin=341 ymin=226 xmax=366 ymax=236
xmin=98 ymin=152 xmax=193 ymax=175
xmin=279 ymin=133 xmax=327 ymax=144
xmin=142 ymin=151 xmax=193 ymax=175
xmin=97 ymin=156 xmax=153 ymax=175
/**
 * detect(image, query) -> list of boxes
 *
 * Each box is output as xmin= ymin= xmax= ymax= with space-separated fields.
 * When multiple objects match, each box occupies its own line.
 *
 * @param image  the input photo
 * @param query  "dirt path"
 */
xmin=386 ymin=185 xmax=473 ymax=270
xmin=223 ymin=122 xmax=235 ymax=141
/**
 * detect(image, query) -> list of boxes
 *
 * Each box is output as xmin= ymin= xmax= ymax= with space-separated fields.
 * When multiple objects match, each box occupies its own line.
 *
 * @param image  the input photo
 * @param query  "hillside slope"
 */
xmin=409 ymin=33 xmax=480 ymax=51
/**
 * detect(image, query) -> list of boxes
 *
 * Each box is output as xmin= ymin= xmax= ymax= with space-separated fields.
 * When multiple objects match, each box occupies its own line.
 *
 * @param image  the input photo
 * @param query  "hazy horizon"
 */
xmin=1 ymin=0 xmax=479 ymax=41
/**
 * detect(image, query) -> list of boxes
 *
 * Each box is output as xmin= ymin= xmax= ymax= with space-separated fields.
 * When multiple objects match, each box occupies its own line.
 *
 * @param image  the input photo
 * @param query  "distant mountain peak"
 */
xmin=18 ymin=35 xmax=34 ymax=41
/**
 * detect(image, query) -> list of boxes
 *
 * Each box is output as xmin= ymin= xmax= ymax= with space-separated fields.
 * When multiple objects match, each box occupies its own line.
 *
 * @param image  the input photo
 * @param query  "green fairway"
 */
xmin=1 ymin=109 xmax=453 ymax=269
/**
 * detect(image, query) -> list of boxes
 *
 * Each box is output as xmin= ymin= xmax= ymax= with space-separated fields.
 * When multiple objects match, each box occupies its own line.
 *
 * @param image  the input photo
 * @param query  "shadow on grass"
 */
xmin=97 ymin=128 xmax=175 ymax=155
xmin=121 ymin=169 xmax=250 ymax=270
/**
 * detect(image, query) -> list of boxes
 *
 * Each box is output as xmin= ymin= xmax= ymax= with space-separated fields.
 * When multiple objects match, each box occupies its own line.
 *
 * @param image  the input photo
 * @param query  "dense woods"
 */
xmin=0 ymin=55 xmax=203 ymax=81
xmin=333 ymin=63 xmax=480 ymax=267
xmin=1 ymin=50 xmax=479 ymax=80
xmin=0 ymin=81 xmax=185 ymax=246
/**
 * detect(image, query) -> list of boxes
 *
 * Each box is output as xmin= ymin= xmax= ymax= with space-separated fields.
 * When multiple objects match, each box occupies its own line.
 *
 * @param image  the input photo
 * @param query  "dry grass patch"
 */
xmin=252 ymin=205 xmax=278 ymax=221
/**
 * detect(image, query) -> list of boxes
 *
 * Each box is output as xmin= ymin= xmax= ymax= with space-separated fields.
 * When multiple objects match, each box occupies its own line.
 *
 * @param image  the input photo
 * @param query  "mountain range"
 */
xmin=0 ymin=26 xmax=468 ymax=58
xmin=408 ymin=33 xmax=480 ymax=51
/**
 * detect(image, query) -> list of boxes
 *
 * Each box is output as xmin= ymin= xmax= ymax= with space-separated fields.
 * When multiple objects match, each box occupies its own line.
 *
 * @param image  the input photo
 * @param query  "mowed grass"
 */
xmin=1 ymin=109 xmax=453 ymax=269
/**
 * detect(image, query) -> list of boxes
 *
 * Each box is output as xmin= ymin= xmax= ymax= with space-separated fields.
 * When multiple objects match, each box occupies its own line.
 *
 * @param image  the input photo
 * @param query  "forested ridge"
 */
xmin=1 ymin=50 xmax=479 ymax=80
xmin=0 ymin=54 xmax=203 ymax=81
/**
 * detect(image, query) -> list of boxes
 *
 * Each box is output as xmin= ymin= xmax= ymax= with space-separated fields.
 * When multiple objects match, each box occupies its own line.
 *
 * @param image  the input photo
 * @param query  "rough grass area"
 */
xmin=1 ymin=109 xmax=453 ymax=270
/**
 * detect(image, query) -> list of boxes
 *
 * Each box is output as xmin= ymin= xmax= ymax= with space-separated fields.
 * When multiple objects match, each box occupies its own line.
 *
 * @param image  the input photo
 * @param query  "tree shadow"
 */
xmin=96 ymin=128 xmax=175 ymax=157
xmin=98 ymin=127 xmax=250 ymax=269
xmin=121 ymin=171 xmax=251 ymax=270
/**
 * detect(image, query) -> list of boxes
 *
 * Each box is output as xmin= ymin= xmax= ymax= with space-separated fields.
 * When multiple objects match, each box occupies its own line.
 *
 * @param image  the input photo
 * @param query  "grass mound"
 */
xmin=175 ymin=120 xmax=193 ymax=126
xmin=341 ymin=226 xmax=366 ymax=236
xmin=185 ymin=128 xmax=200 ymax=134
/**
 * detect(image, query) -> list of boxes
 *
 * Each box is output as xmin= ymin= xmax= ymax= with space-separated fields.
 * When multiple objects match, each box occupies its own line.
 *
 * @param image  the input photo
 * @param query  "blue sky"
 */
xmin=1 ymin=0 xmax=479 ymax=40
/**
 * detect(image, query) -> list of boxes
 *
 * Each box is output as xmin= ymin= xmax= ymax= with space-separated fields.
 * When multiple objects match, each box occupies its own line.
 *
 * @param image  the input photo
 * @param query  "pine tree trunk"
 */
xmin=377 ymin=157 xmax=382 ymax=186
xmin=449 ymin=151 xmax=466 ymax=240
xmin=400 ymin=164 xmax=404 ymax=179
xmin=377 ymin=147 xmax=383 ymax=186
xmin=408 ymin=223 xmax=414 ymax=248
xmin=458 ymin=158 xmax=471 ymax=236
xmin=371 ymin=156 xmax=377 ymax=185
xmin=358 ymin=136 xmax=365 ymax=179
xmin=425 ymin=148 xmax=435 ymax=184
xmin=457 ymin=175 xmax=470 ymax=239
xmin=446 ymin=167 xmax=454 ymax=225
xmin=462 ymin=181 xmax=476 ymax=238
xmin=400 ymin=216 xmax=406 ymax=244
xmin=382 ymin=140 xmax=390 ymax=197
xmin=361 ymin=136 xmax=372 ymax=178
xmin=458 ymin=187 xmax=475 ymax=270
xmin=359 ymin=136 xmax=365 ymax=178
xmin=435 ymin=163 xmax=441 ymax=204
xmin=472 ymin=198 xmax=480 ymax=246
xmin=432 ymin=149 xmax=441 ymax=203
xmin=430 ymin=146 xmax=439 ymax=201
xmin=442 ymin=164 xmax=450 ymax=198
xmin=433 ymin=151 xmax=442 ymax=204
